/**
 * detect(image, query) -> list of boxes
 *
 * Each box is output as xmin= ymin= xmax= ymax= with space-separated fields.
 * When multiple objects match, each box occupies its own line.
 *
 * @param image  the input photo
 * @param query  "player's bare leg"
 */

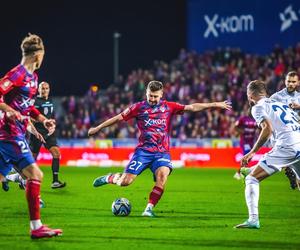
xmin=142 ymin=166 xmax=170 ymax=217
xmin=48 ymin=146 xmax=66 ymax=189
xmin=235 ymin=165 xmax=270 ymax=229
xmin=93 ymin=172 xmax=136 ymax=187
xmin=22 ymin=163 xmax=62 ymax=238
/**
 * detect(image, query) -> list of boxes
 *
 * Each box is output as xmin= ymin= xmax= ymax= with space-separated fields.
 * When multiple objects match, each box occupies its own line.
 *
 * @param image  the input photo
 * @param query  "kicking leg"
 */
xmin=93 ymin=172 xmax=136 ymax=187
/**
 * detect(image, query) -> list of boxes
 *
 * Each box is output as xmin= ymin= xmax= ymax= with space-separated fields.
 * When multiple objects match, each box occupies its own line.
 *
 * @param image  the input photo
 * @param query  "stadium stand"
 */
xmin=56 ymin=45 xmax=300 ymax=139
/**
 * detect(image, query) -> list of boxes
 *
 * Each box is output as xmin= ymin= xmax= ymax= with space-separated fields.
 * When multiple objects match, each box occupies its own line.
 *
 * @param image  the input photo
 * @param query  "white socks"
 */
xmin=245 ymin=175 xmax=260 ymax=222
xmin=105 ymin=173 xmax=123 ymax=186
xmin=6 ymin=173 xmax=21 ymax=182
xmin=145 ymin=203 xmax=154 ymax=211
xmin=30 ymin=219 xmax=42 ymax=230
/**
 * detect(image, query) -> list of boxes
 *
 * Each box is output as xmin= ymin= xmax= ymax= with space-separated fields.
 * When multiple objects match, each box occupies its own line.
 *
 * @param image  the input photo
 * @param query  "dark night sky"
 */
xmin=0 ymin=0 xmax=186 ymax=96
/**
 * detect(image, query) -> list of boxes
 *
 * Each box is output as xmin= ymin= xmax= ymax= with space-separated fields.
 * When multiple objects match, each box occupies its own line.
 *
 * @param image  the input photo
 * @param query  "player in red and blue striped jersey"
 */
xmin=233 ymin=114 xmax=257 ymax=180
xmin=0 ymin=33 xmax=62 ymax=238
xmin=88 ymin=80 xmax=232 ymax=217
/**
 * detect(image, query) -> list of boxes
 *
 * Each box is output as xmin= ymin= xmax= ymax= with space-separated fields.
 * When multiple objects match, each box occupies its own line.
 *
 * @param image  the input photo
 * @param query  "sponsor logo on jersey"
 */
xmin=20 ymin=97 xmax=35 ymax=108
xmin=144 ymin=118 xmax=167 ymax=126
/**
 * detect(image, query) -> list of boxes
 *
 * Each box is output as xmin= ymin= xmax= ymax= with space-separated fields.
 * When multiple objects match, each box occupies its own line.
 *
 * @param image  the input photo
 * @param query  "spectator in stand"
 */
xmin=56 ymin=45 xmax=300 ymax=140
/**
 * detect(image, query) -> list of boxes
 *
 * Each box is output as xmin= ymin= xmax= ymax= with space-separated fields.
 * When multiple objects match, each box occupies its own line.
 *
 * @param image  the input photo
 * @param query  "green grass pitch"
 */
xmin=0 ymin=167 xmax=299 ymax=250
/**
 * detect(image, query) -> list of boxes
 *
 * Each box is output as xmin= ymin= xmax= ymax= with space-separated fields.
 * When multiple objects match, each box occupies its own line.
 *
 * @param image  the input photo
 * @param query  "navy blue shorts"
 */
xmin=0 ymin=138 xmax=35 ymax=177
xmin=125 ymin=148 xmax=173 ymax=176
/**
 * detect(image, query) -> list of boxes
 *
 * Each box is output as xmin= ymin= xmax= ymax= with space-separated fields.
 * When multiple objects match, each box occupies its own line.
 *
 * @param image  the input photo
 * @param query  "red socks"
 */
xmin=26 ymin=179 xmax=41 ymax=220
xmin=107 ymin=174 xmax=115 ymax=184
xmin=149 ymin=186 xmax=164 ymax=206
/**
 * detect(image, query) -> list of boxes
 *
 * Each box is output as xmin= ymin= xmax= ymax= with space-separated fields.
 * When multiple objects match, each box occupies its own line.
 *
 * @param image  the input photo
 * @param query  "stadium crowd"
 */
xmin=56 ymin=45 xmax=300 ymax=139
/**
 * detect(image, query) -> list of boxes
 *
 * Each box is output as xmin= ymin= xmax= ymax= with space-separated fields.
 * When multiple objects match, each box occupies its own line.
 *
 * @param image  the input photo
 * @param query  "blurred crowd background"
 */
xmin=56 ymin=45 xmax=300 ymax=139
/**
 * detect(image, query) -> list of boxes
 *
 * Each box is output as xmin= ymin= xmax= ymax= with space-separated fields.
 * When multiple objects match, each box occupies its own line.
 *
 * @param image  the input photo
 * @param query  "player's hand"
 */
xmin=43 ymin=119 xmax=56 ymax=134
xmin=35 ymin=131 xmax=46 ymax=144
xmin=289 ymin=102 xmax=300 ymax=110
xmin=240 ymin=151 xmax=255 ymax=168
xmin=216 ymin=100 xmax=232 ymax=110
xmin=6 ymin=110 xmax=22 ymax=122
xmin=88 ymin=127 xmax=99 ymax=136
xmin=26 ymin=123 xmax=46 ymax=143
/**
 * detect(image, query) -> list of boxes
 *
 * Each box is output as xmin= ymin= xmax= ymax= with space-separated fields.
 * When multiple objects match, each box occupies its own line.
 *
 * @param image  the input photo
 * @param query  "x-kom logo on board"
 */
xmin=279 ymin=5 xmax=299 ymax=32
xmin=203 ymin=14 xmax=254 ymax=38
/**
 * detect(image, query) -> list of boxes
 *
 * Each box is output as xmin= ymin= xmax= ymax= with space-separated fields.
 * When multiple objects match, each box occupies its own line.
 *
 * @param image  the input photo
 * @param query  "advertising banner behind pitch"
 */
xmin=37 ymin=147 xmax=271 ymax=168
xmin=188 ymin=0 xmax=300 ymax=53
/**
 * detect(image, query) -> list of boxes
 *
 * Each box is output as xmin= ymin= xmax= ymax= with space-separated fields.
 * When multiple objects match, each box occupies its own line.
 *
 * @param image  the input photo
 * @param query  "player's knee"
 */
xmin=34 ymin=168 xmax=43 ymax=181
xmin=156 ymin=172 xmax=168 ymax=186
xmin=245 ymin=175 xmax=259 ymax=185
xmin=50 ymin=147 xmax=60 ymax=158
xmin=0 ymin=174 xmax=5 ymax=182
xmin=27 ymin=169 xmax=43 ymax=181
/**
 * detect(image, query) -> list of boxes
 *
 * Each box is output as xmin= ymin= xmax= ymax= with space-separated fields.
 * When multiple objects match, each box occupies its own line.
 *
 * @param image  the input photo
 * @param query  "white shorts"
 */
xmin=259 ymin=144 xmax=300 ymax=175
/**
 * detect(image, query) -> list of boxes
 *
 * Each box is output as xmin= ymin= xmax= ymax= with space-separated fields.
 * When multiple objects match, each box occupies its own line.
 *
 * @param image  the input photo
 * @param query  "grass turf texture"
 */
xmin=0 ymin=167 xmax=299 ymax=250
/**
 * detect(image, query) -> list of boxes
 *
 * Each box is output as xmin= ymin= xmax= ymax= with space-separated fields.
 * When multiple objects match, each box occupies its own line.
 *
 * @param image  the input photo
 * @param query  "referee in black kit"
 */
xmin=30 ymin=81 xmax=66 ymax=189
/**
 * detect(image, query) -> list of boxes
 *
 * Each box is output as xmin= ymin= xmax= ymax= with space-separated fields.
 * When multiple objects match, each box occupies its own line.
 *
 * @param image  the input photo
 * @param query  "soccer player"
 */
xmin=270 ymin=71 xmax=300 ymax=190
xmin=0 ymin=33 xmax=62 ymax=238
xmin=29 ymin=81 xmax=66 ymax=188
xmin=235 ymin=80 xmax=300 ymax=229
xmin=233 ymin=113 xmax=257 ymax=180
xmin=88 ymin=80 xmax=232 ymax=217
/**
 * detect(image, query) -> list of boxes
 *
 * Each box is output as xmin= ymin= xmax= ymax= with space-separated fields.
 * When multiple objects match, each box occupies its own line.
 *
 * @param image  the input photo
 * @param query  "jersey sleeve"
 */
xmin=0 ymin=78 xmax=14 ymax=95
xmin=167 ymin=102 xmax=185 ymax=115
xmin=29 ymin=106 xmax=41 ymax=119
xmin=121 ymin=103 xmax=139 ymax=121
xmin=0 ymin=67 xmax=25 ymax=95
xmin=270 ymin=93 xmax=280 ymax=102
xmin=251 ymin=104 xmax=268 ymax=126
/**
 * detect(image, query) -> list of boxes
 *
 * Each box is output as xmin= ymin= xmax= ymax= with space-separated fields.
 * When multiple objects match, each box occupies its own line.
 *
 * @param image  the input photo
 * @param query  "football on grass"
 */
xmin=112 ymin=198 xmax=131 ymax=216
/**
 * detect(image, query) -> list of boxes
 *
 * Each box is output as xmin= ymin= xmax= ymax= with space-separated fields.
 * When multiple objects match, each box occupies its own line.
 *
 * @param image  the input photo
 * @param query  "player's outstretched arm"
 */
xmin=184 ymin=100 xmax=232 ymax=112
xmin=88 ymin=113 xmax=123 ymax=136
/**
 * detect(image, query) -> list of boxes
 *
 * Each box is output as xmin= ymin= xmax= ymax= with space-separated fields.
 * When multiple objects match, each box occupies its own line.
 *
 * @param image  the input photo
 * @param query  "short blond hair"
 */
xmin=21 ymin=33 xmax=44 ymax=56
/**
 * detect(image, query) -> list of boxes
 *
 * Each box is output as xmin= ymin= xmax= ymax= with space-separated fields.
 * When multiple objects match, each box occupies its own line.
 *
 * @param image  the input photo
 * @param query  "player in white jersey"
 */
xmin=270 ymin=71 xmax=300 ymax=190
xmin=235 ymin=80 xmax=300 ymax=229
